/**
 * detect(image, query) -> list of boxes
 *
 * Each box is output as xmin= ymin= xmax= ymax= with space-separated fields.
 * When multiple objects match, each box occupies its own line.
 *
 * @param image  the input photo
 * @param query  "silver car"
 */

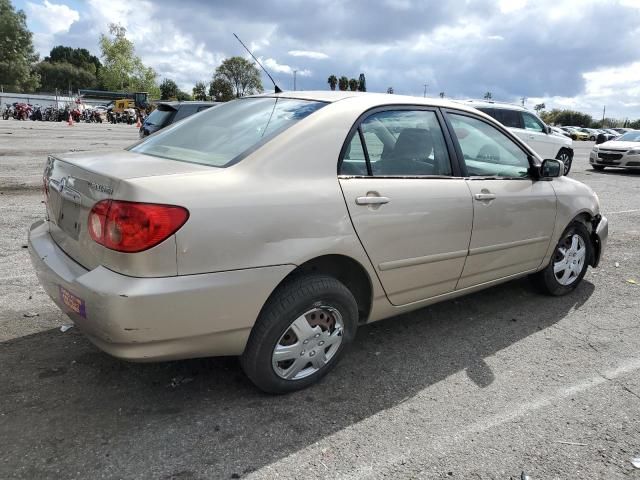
xmin=590 ymin=130 xmax=640 ymax=171
xmin=29 ymin=92 xmax=608 ymax=393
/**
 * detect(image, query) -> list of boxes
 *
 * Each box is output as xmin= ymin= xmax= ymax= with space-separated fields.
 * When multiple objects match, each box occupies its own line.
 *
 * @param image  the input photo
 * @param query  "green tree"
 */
xmin=0 ymin=0 xmax=40 ymax=92
xmin=439 ymin=92 xmax=445 ymax=98
xmin=327 ymin=74 xmax=337 ymax=90
xmin=628 ymin=119 xmax=640 ymax=129
xmin=534 ymin=102 xmax=546 ymax=113
xmin=192 ymin=81 xmax=208 ymax=100
xmin=386 ymin=86 xmax=394 ymax=94
xmin=483 ymin=91 xmax=492 ymax=100
xmin=348 ymin=78 xmax=358 ymax=91
xmin=213 ymin=56 xmax=263 ymax=98
xmin=37 ymin=45 xmax=102 ymax=91
xmin=46 ymin=46 xmax=101 ymax=75
xmin=35 ymin=61 xmax=97 ymax=92
xmin=176 ymin=89 xmax=191 ymax=101
xmin=338 ymin=76 xmax=349 ymax=91
xmin=99 ymin=23 xmax=159 ymax=97
xmin=209 ymin=77 xmax=234 ymax=102
xmin=357 ymin=73 xmax=366 ymax=92
xmin=540 ymin=108 xmax=594 ymax=127
xmin=159 ymin=78 xmax=178 ymax=100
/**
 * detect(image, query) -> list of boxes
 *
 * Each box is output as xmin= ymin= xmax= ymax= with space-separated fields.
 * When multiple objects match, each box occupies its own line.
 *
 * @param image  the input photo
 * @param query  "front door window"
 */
xmin=448 ymin=114 xmax=531 ymax=178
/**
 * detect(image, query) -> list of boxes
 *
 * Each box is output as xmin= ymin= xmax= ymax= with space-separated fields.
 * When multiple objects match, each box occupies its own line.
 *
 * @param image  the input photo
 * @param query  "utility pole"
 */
xmin=293 ymin=70 xmax=297 ymax=91
xmin=520 ymin=96 xmax=526 ymax=106
xmin=601 ymin=105 xmax=606 ymax=128
xmin=423 ymin=84 xmax=428 ymax=98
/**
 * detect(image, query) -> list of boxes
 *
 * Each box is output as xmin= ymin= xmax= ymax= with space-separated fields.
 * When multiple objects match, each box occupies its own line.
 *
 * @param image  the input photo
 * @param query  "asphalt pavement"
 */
xmin=0 ymin=121 xmax=639 ymax=479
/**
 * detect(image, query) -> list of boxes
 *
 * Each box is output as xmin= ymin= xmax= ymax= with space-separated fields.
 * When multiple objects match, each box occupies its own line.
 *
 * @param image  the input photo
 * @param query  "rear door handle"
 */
xmin=474 ymin=193 xmax=496 ymax=201
xmin=356 ymin=196 xmax=390 ymax=205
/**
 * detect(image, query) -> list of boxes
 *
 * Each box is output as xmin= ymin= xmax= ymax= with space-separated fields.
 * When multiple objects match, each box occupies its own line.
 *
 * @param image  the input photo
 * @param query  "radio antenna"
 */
xmin=233 ymin=33 xmax=282 ymax=94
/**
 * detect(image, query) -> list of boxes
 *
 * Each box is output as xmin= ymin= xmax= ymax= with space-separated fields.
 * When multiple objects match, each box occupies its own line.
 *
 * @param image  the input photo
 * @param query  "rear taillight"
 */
xmin=88 ymin=200 xmax=189 ymax=253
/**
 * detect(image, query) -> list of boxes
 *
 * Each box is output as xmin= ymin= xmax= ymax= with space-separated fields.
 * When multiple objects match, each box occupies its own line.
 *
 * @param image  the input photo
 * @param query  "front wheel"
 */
xmin=532 ymin=222 xmax=592 ymax=296
xmin=556 ymin=149 xmax=573 ymax=175
xmin=241 ymin=274 xmax=358 ymax=394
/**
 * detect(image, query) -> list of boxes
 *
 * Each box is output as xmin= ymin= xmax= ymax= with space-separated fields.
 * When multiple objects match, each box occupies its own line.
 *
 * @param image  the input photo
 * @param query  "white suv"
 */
xmin=462 ymin=100 xmax=574 ymax=174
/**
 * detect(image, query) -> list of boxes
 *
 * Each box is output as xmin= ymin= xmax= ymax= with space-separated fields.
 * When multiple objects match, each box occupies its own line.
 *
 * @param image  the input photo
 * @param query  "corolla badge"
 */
xmin=88 ymin=181 xmax=113 ymax=195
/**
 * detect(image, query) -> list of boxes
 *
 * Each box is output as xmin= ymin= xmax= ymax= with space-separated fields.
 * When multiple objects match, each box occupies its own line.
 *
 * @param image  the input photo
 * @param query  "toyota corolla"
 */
xmin=29 ymin=92 xmax=608 ymax=393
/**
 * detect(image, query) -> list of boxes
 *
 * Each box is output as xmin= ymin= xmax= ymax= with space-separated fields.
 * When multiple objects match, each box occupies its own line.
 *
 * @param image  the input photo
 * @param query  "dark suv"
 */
xmin=139 ymin=101 xmax=218 ymax=138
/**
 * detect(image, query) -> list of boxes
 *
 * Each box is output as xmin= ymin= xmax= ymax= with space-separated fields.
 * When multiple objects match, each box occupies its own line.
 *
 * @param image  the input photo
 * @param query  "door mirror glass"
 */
xmin=540 ymin=159 xmax=563 ymax=178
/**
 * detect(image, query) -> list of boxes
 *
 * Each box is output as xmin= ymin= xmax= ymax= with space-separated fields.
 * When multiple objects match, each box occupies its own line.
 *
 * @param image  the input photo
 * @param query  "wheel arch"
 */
xmin=567 ymin=211 xmax=601 ymax=266
xmin=263 ymin=254 xmax=373 ymax=324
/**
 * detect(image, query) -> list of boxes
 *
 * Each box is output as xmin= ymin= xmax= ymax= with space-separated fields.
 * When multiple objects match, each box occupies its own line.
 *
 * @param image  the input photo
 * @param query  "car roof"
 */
xmin=247 ymin=90 xmax=483 ymax=115
xmin=459 ymin=99 xmax=530 ymax=112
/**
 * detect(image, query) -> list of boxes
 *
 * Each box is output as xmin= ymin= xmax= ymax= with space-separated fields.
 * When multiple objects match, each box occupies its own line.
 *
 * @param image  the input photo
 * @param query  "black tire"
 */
xmin=532 ymin=221 xmax=592 ymax=296
xmin=241 ymin=274 xmax=358 ymax=394
xmin=589 ymin=136 xmax=596 ymax=141
xmin=556 ymin=149 xmax=573 ymax=175
xmin=592 ymin=165 xmax=605 ymax=171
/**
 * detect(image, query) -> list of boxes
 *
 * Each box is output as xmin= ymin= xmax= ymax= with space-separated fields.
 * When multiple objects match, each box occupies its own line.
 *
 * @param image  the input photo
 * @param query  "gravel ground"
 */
xmin=0 ymin=120 xmax=138 ymax=190
xmin=0 ymin=121 xmax=639 ymax=479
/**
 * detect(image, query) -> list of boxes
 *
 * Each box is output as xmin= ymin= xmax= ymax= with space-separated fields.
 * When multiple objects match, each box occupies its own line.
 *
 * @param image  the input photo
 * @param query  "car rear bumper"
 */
xmin=28 ymin=220 xmax=294 ymax=361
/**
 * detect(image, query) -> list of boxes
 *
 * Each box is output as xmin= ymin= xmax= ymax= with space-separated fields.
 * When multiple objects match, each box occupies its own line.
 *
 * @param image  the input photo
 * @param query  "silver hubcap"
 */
xmin=553 ymin=234 xmax=586 ymax=286
xmin=272 ymin=307 xmax=344 ymax=380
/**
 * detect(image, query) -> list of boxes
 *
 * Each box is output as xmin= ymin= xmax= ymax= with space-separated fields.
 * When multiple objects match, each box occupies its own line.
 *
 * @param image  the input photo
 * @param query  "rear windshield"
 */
xmin=144 ymin=105 xmax=176 ymax=127
xmin=616 ymin=131 xmax=640 ymax=142
xmin=130 ymin=97 xmax=326 ymax=167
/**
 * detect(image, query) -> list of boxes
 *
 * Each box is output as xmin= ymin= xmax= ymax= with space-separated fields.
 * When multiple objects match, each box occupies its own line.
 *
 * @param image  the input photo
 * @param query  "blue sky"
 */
xmin=12 ymin=0 xmax=640 ymax=119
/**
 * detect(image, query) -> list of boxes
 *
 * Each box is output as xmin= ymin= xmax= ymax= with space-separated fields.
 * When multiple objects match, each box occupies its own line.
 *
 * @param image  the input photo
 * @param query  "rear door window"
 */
xmin=145 ymin=105 xmax=176 ymax=128
xmin=344 ymin=109 xmax=453 ymax=176
xmin=340 ymin=134 xmax=368 ymax=175
xmin=478 ymin=107 xmax=523 ymax=129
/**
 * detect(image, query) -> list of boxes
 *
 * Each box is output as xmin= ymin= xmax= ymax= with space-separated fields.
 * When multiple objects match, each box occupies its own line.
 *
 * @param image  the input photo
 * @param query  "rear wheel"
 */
xmin=592 ymin=165 xmax=605 ymax=171
xmin=556 ymin=149 xmax=573 ymax=175
xmin=532 ymin=222 xmax=592 ymax=296
xmin=241 ymin=274 xmax=358 ymax=394
xmin=589 ymin=135 xmax=596 ymax=141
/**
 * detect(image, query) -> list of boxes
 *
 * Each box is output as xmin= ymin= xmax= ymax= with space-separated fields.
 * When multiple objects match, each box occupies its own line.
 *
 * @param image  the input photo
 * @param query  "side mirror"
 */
xmin=540 ymin=159 xmax=563 ymax=178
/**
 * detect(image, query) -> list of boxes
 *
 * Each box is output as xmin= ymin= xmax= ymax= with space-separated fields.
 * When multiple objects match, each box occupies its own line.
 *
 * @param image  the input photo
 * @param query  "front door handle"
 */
xmin=474 ymin=193 xmax=496 ymax=201
xmin=356 ymin=196 xmax=390 ymax=205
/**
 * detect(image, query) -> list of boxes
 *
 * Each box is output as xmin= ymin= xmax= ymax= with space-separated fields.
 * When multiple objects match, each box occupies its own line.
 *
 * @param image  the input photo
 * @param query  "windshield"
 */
xmin=615 ymin=131 xmax=640 ymax=142
xmin=130 ymin=97 xmax=326 ymax=167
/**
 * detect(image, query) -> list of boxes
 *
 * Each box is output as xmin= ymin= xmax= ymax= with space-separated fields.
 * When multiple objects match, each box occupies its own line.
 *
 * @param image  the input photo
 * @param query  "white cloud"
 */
xmin=263 ymin=58 xmax=311 ymax=76
xmin=288 ymin=50 xmax=329 ymax=60
xmin=527 ymin=62 xmax=640 ymax=119
xmin=26 ymin=0 xmax=79 ymax=34
xmin=499 ymin=0 xmax=528 ymax=13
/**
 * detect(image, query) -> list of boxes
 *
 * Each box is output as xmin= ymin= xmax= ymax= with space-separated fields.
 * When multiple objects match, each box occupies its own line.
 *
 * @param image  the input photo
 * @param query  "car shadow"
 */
xmin=590 ymin=166 xmax=640 ymax=176
xmin=0 ymin=278 xmax=595 ymax=479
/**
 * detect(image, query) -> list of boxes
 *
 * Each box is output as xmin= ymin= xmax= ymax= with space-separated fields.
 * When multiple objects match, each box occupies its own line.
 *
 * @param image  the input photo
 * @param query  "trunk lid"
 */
xmin=44 ymin=150 xmax=209 ymax=271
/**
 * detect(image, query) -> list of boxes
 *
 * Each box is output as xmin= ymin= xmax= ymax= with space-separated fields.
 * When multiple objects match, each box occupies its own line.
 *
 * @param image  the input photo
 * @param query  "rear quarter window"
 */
xmin=478 ymin=107 xmax=523 ymax=129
